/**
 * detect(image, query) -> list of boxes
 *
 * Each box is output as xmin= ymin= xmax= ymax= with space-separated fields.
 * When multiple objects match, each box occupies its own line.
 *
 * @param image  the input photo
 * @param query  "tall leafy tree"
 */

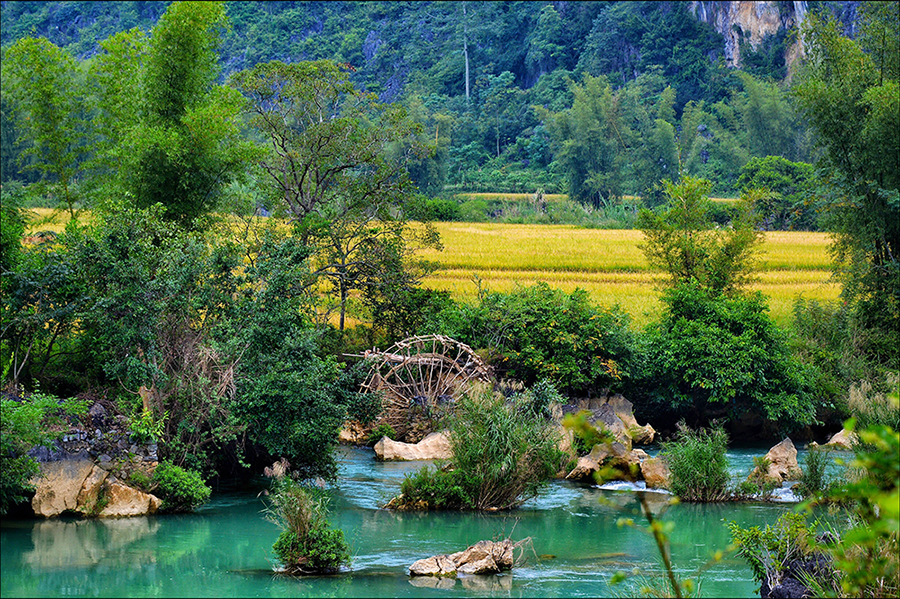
xmin=636 ymin=175 xmax=763 ymax=295
xmin=2 ymin=37 xmax=86 ymax=217
xmin=230 ymin=59 xmax=436 ymax=330
xmin=125 ymin=1 xmax=255 ymax=228
xmin=793 ymin=3 xmax=900 ymax=353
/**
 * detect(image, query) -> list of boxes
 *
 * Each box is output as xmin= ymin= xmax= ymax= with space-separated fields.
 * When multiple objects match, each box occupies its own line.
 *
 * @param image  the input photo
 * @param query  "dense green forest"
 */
xmin=1 ymin=0 xmax=853 ymax=207
xmin=1 ymin=1 xmax=897 ymax=537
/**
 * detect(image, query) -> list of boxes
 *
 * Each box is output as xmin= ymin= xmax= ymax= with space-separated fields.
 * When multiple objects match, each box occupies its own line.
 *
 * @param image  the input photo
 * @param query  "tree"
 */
xmin=229 ymin=59 xmax=436 ymax=330
xmin=636 ymin=175 xmax=763 ymax=295
xmin=2 ymin=37 xmax=86 ymax=217
xmin=792 ymin=4 xmax=900 ymax=355
xmin=125 ymin=1 xmax=254 ymax=227
xmin=736 ymin=156 xmax=816 ymax=230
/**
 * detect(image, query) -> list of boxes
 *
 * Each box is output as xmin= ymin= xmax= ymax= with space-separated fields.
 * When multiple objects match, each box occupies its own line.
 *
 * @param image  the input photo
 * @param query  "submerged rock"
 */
xmin=374 ymin=431 xmax=451 ymax=461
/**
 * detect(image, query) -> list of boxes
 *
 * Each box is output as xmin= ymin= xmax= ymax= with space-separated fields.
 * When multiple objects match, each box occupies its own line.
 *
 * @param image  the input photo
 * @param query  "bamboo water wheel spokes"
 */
xmin=360 ymin=335 xmax=493 ymax=440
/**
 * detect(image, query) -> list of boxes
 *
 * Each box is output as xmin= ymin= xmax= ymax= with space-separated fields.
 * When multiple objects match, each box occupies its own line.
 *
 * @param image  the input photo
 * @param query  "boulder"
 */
xmin=593 ymin=404 xmax=632 ymax=450
xmin=409 ymin=539 xmax=514 ymax=577
xmin=374 ymin=431 xmax=451 ymax=461
xmin=565 ymin=441 xmax=637 ymax=482
xmin=641 ymin=457 xmax=671 ymax=490
xmin=97 ymin=482 xmax=161 ymax=518
xmin=75 ymin=464 xmax=110 ymax=514
xmin=749 ymin=438 xmax=803 ymax=484
xmin=409 ymin=554 xmax=458 ymax=577
xmin=31 ymin=459 xmax=96 ymax=517
xmin=823 ymin=429 xmax=857 ymax=450
xmin=338 ymin=421 xmax=367 ymax=445
xmin=606 ymin=394 xmax=656 ymax=444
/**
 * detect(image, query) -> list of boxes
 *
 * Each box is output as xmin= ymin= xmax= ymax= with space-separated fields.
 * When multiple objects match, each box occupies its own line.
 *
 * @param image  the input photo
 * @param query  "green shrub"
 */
xmin=396 ymin=384 xmax=563 ymax=510
xmin=660 ymin=422 xmax=730 ymax=502
xmin=427 ymin=282 xmax=635 ymax=397
xmin=728 ymin=512 xmax=826 ymax=590
xmin=267 ymin=479 xmax=350 ymax=574
xmin=640 ymin=284 xmax=815 ymax=431
xmin=366 ymin=424 xmax=396 ymax=447
xmin=400 ymin=466 xmax=473 ymax=510
xmin=151 ymin=461 xmax=211 ymax=512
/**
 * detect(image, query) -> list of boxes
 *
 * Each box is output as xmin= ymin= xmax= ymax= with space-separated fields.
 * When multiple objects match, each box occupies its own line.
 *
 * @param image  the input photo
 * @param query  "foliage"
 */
xmin=727 ymin=512 xmax=826 ymax=594
xmin=0 ymin=390 xmax=87 ymax=514
xmin=796 ymin=445 xmax=836 ymax=501
xmin=640 ymin=283 xmax=815 ymax=430
xmin=68 ymin=205 xmax=245 ymax=474
xmin=128 ymin=409 xmax=168 ymax=444
xmin=659 ymin=423 xmax=730 ymax=502
xmin=427 ymin=282 xmax=635 ymax=396
xmin=366 ymin=424 xmax=396 ymax=447
xmin=737 ymin=156 xmax=817 ymax=231
xmin=636 ymin=175 xmax=764 ymax=295
xmin=126 ymin=1 xmax=254 ymax=227
xmin=820 ymin=413 xmax=900 ymax=597
xmin=793 ymin=3 xmax=900 ymax=360
xmin=230 ymin=59 xmax=436 ymax=330
xmin=265 ymin=479 xmax=350 ymax=574
xmin=1 ymin=36 xmax=86 ymax=217
xmin=224 ymin=234 xmax=378 ymax=480
xmin=151 ymin=460 xmax=211 ymax=513
xmin=397 ymin=384 xmax=563 ymax=510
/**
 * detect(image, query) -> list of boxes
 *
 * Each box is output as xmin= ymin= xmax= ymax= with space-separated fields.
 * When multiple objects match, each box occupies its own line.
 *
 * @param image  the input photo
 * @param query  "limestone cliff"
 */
xmin=689 ymin=1 xmax=809 ymax=69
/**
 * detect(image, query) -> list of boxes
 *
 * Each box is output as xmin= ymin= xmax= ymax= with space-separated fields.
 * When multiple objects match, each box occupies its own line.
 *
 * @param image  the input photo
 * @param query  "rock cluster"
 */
xmin=409 ymin=539 xmax=516 ymax=577
xmin=27 ymin=401 xmax=163 ymax=518
xmin=30 ymin=457 xmax=161 ymax=518
xmin=561 ymin=393 xmax=656 ymax=448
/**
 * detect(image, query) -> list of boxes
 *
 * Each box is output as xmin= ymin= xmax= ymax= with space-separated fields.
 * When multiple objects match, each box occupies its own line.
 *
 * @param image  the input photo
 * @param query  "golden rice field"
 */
xmin=24 ymin=209 xmax=840 ymax=328
xmin=419 ymin=223 xmax=839 ymax=327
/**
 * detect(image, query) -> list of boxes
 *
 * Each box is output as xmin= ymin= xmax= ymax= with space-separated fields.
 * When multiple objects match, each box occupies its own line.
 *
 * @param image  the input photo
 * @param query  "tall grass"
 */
xmin=659 ymin=423 xmax=730 ymax=502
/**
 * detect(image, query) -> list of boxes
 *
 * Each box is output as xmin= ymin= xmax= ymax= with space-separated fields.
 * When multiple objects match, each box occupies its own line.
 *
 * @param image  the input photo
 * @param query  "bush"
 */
xmin=267 ymin=479 xmax=350 ymax=574
xmin=366 ymin=424 xmax=396 ymax=447
xmin=396 ymin=384 xmax=563 ymax=510
xmin=427 ymin=282 xmax=635 ymax=397
xmin=659 ymin=422 xmax=730 ymax=502
xmin=728 ymin=512 xmax=829 ymax=594
xmin=640 ymin=284 xmax=815 ymax=432
xmin=151 ymin=460 xmax=211 ymax=512
xmin=796 ymin=445 xmax=835 ymax=500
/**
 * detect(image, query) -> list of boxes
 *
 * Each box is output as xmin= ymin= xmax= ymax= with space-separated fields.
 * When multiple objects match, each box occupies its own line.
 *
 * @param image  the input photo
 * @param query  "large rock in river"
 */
xmin=748 ymin=438 xmax=802 ymax=485
xmin=565 ymin=441 xmax=639 ymax=482
xmin=823 ymin=428 xmax=857 ymax=450
xmin=641 ymin=457 xmax=671 ymax=490
xmin=374 ymin=431 xmax=451 ymax=461
xmin=409 ymin=539 xmax=514 ymax=577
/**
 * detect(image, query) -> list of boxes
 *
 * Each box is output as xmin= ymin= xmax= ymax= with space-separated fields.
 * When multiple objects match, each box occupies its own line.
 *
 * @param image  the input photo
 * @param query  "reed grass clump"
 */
xmin=395 ymin=384 xmax=563 ymax=511
xmin=266 ymin=479 xmax=350 ymax=574
xmin=659 ymin=422 xmax=730 ymax=502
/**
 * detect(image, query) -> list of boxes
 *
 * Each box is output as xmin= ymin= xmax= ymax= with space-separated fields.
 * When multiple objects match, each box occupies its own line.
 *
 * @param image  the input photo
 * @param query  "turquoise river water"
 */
xmin=0 ymin=445 xmax=830 ymax=598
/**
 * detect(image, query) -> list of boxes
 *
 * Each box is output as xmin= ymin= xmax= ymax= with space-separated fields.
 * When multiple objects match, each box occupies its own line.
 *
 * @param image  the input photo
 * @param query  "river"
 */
xmin=1 ymin=445 xmax=824 ymax=598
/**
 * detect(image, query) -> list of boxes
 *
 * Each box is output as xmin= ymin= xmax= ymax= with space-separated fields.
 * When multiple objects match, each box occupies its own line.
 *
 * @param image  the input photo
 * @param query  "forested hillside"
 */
xmin=1 ymin=1 xmax=852 ymax=202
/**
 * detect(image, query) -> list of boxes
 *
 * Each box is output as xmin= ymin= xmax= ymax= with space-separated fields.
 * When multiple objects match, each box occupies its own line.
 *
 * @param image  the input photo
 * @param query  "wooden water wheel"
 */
xmin=360 ymin=335 xmax=493 ymax=440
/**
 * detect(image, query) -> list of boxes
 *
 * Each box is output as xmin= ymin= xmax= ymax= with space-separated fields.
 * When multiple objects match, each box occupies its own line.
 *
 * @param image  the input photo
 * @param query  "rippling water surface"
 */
xmin=1 ymin=445 xmax=834 ymax=598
